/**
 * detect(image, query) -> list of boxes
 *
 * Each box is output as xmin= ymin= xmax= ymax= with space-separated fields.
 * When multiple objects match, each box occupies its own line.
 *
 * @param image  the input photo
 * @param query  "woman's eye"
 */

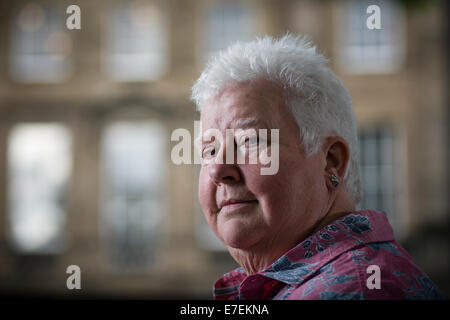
xmin=203 ymin=147 xmax=216 ymax=158
xmin=240 ymin=135 xmax=258 ymax=146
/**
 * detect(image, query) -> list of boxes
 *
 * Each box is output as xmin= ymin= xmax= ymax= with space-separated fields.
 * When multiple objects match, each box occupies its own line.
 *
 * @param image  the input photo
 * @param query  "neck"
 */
xmin=227 ymin=219 xmax=319 ymax=275
xmin=311 ymin=190 xmax=355 ymax=235
xmin=227 ymin=240 xmax=291 ymax=275
xmin=227 ymin=192 xmax=355 ymax=275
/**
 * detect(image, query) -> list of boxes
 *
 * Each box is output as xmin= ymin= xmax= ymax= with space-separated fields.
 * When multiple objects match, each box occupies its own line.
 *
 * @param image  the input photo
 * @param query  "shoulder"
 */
xmin=285 ymin=241 xmax=444 ymax=300
xmin=353 ymin=241 xmax=445 ymax=299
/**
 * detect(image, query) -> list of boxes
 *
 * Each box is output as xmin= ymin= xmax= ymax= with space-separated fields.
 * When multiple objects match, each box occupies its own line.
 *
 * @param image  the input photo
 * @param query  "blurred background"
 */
xmin=0 ymin=0 xmax=448 ymax=299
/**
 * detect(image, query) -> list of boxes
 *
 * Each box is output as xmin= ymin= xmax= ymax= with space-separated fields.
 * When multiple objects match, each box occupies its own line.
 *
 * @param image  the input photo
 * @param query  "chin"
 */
xmin=223 ymin=237 xmax=251 ymax=250
xmin=220 ymin=223 xmax=262 ymax=250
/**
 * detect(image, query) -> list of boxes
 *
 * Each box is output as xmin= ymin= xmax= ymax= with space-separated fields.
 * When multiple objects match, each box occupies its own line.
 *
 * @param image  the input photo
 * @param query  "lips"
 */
xmin=219 ymin=199 xmax=258 ymax=211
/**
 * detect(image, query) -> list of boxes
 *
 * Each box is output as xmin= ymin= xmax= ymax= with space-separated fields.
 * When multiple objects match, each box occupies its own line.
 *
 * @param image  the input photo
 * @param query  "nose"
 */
xmin=205 ymin=131 xmax=242 ymax=185
xmin=204 ymin=132 xmax=241 ymax=185
xmin=208 ymin=163 xmax=241 ymax=186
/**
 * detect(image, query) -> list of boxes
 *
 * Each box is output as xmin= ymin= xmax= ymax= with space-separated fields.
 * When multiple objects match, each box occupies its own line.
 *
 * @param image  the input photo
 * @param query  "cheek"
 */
xmin=253 ymin=154 xmax=302 ymax=193
xmin=285 ymin=155 xmax=327 ymax=213
xmin=252 ymin=153 xmax=315 ymax=214
xmin=237 ymin=165 xmax=268 ymax=201
xmin=239 ymin=165 xmax=288 ymax=224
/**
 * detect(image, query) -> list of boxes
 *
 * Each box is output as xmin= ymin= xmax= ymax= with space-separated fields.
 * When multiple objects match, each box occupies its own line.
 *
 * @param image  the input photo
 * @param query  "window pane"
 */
xmin=358 ymin=127 xmax=395 ymax=223
xmin=10 ymin=3 xmax=73 ymax=82
xmin=339 ymin=0 xmax=404 ymax=73
xmin=7 ymin=123 xmax=72 ymax=253
xmin=102 ymin=0 xmax=168 ymax=81
xmin=100 ymin=120 xmax=167 ymax=271
xmin=363 ymin=165 xmax=378 ymax=194
xmin=203 ymin=2 xmax=255 ymax=61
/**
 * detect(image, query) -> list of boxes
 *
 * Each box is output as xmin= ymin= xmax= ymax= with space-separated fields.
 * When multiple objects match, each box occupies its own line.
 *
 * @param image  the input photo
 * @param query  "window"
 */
xmin=10 ymin=3 xmax=73 ymax=82
xmin=358 ymin=126 xmax=395 ymax=222
xmin=7 ymin=123 xmax=72 ymax=254
xmin=202 ymin=2 xmax=255 ymax=61
xmin=102 ymin=0 xmax=168 ymax=81
xmin=338 ymin=0 xmax=404 ymax=73
xmin=100 ymin=120 xmax=167 ymax=271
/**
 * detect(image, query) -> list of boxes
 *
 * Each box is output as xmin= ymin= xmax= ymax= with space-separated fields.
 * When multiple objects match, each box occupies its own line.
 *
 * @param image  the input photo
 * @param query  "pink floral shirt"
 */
xmin=213 ymin=210 xmax=444 ymax=300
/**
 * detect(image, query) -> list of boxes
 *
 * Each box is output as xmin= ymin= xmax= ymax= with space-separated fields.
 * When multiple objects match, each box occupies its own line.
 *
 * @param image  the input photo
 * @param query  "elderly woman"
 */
xmin=191 ymin=34 xmax=443 ymax=300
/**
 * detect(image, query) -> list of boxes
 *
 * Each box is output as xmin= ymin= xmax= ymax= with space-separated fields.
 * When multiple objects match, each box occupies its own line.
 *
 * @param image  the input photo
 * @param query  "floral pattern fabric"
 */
xmin=213 ymin=210 xmax=445 ymax=300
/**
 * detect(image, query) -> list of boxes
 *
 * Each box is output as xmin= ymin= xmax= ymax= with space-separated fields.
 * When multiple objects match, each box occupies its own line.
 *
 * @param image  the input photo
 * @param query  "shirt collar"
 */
xmin=213 ymin=210 xmax=395 ymax=298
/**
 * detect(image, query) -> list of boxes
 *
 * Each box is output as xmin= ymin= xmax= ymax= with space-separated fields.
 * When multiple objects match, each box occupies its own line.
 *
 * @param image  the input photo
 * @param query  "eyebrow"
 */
xmin=231 ymin=117 xmax=267 ymax=129
xmin=195 ymin=117 xmax=268 ymax=148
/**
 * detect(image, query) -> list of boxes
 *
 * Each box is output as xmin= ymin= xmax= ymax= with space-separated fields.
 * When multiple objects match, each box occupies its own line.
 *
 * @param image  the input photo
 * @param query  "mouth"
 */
xmin=218 ymin=199 xmax=258 ymax=213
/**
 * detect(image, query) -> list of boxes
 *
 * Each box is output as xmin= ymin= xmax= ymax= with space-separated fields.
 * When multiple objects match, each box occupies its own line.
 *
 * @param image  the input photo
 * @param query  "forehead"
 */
xmin=200 ymin=80 xmax=285 ymax=129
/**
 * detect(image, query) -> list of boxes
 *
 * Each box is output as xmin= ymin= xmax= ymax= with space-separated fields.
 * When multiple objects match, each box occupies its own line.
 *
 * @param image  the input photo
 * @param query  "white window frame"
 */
xmin=7 ymin=122 xmax=72 ymax=254
xmin=101 ymin=0 xmax=169 ymax=82
xmin=10 ymin=3 xmax=73 ymax=83
xmin=99 ymin=119 xmax=168 ymax=272
xmin=336 ymin=0 xmax=406 ymax=74
xmin=198 ymin=1 xmax=256 ymax=66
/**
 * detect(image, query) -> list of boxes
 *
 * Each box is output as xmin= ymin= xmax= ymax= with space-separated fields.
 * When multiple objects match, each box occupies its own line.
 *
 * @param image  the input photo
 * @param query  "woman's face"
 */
xmin=198 ymin=80 xmax=330 ymax=254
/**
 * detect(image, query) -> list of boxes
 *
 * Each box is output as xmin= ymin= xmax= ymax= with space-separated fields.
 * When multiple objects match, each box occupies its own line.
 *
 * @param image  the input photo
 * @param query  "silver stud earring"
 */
xmin=330 ymin=174 xmax=339 ymax=188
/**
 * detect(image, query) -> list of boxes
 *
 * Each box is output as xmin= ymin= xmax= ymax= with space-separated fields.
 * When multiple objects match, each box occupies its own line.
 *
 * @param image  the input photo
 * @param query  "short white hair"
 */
xmin=192 ymin=34 xmax=361 ymax=204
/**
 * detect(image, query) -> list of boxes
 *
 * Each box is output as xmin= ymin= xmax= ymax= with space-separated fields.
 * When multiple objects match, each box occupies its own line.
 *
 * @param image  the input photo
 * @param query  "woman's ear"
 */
xmin=323 ymin=136 xmax=350 ymax=182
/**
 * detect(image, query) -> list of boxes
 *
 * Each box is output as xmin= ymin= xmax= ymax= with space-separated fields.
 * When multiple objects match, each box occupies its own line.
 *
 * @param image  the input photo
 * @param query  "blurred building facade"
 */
xmin=0 ymin=0 xmax=448 ymax=298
